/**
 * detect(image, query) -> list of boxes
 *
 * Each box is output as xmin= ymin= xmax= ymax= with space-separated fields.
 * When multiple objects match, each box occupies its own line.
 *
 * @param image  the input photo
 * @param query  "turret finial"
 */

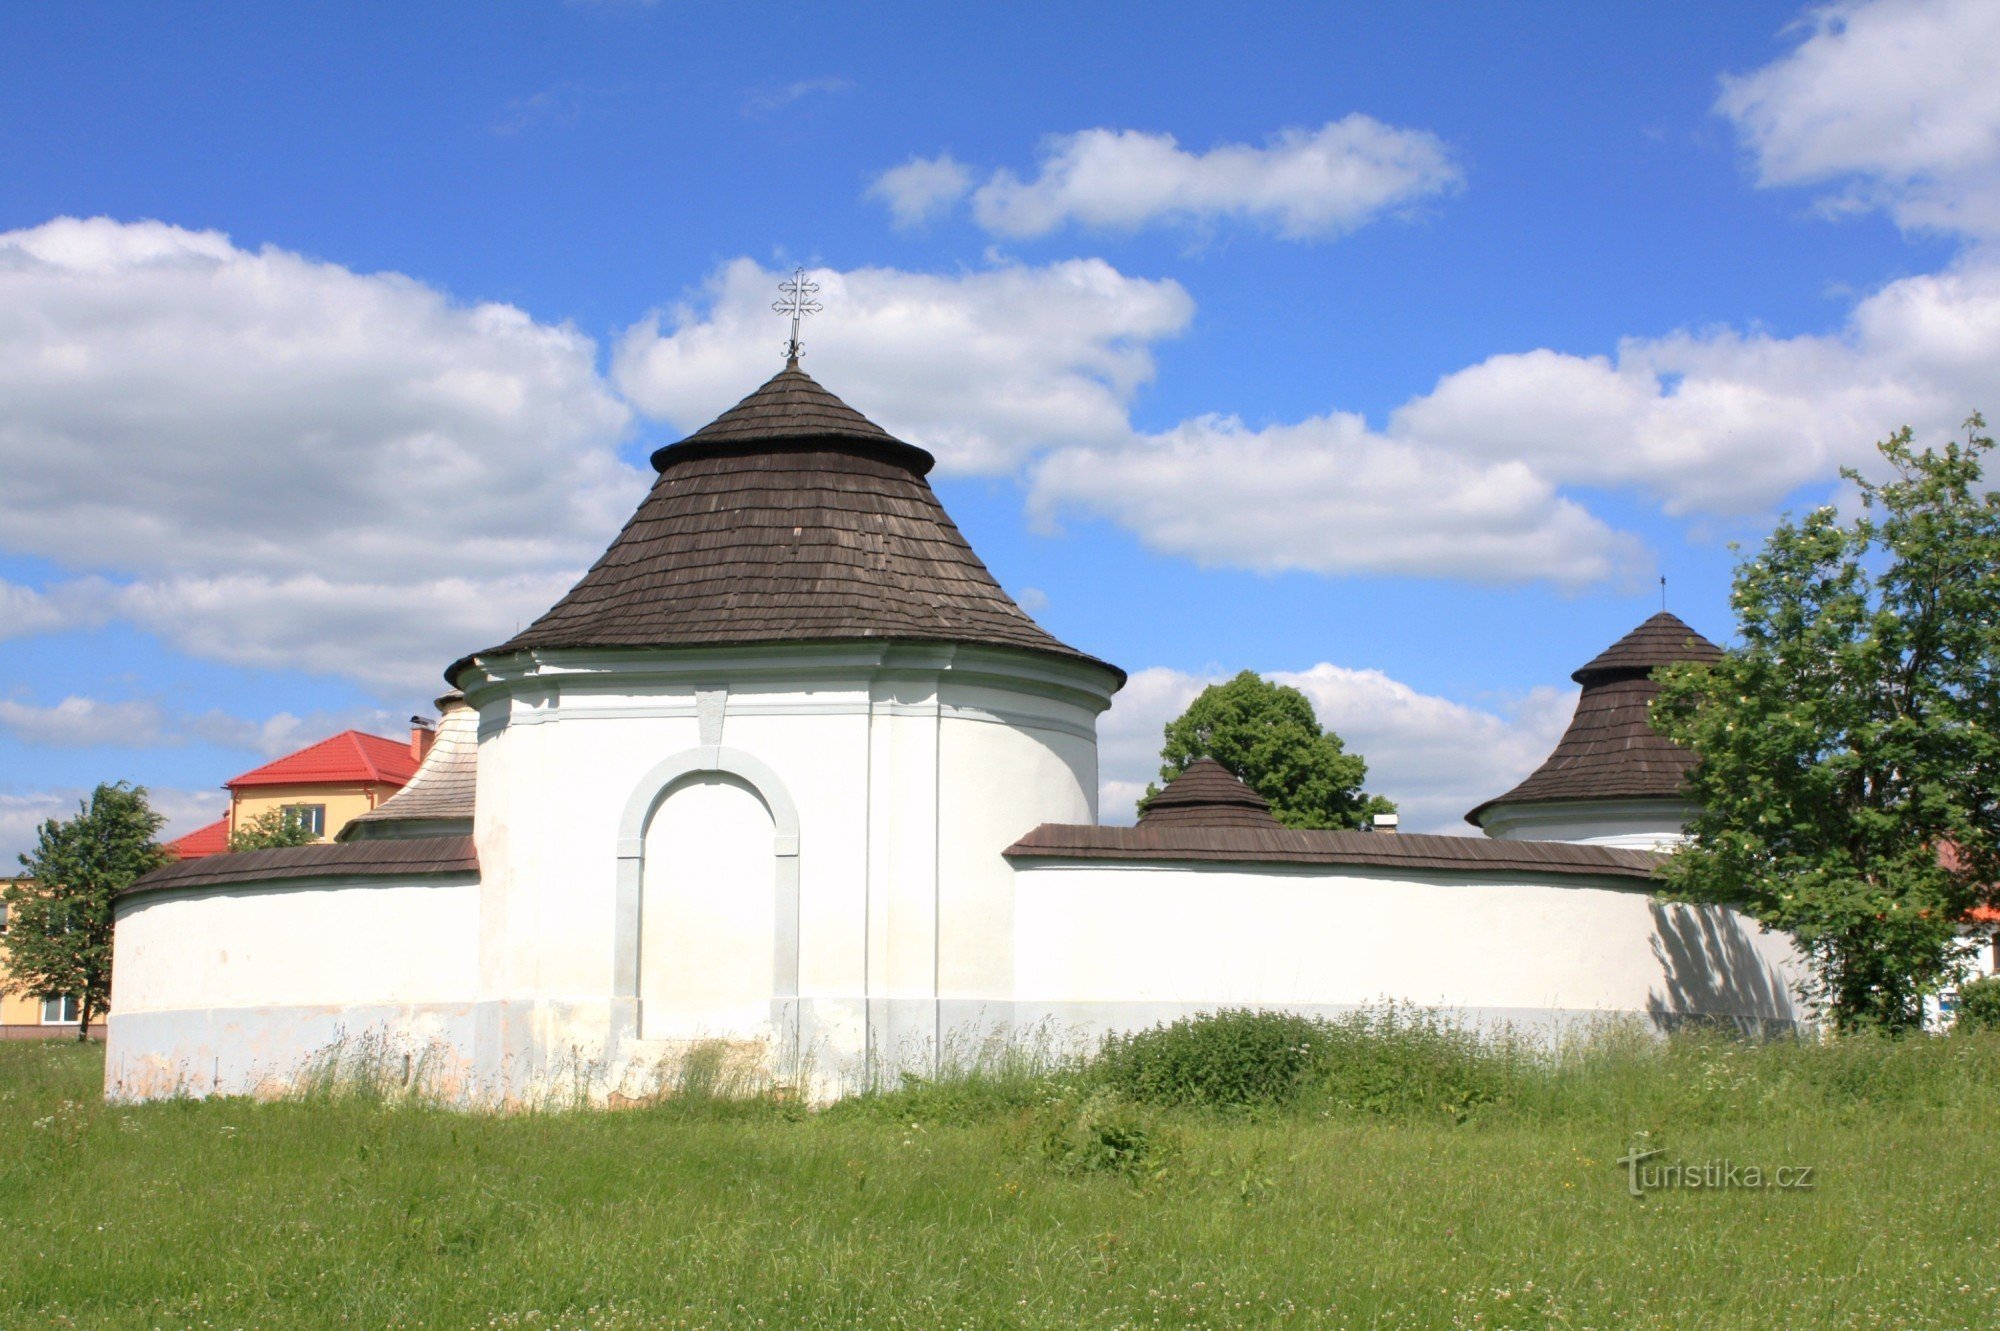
xmin=773 ymin=266 xmax=822 ymax=364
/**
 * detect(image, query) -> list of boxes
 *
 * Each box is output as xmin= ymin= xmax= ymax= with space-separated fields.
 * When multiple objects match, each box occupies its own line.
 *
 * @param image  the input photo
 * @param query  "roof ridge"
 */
xmin=226 ymin=728 xmax=419 ymax=789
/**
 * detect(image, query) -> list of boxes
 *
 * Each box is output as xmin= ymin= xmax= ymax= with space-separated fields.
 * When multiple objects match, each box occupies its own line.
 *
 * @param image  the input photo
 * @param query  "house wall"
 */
xmin=230 ymin=782 xmax=402 ymax=842
xmin=105 ymin=873 xmax=481 ymax=1097
xmin=2 ymin=878 xmax=105 ymax=1039
xmin=1007 ymin=858 xmax=1810 ymax=1040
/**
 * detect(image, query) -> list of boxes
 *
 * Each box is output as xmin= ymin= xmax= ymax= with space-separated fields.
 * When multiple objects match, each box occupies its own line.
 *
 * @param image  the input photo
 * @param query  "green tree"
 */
xmin=4 ymin=782 xmax=166 ymax=1041
xmin=228 ymin=807 xmax=322 ymax=852
xmin=1652 ymin=420 xmax=2000 ymax=1033
xmin=1143 ymin=670 xmax=1395 ymax=830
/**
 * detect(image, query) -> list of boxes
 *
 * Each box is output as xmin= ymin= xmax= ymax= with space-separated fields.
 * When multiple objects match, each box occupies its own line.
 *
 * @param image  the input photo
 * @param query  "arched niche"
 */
xmin=613 ymin=747 xmax=801 ymax=1038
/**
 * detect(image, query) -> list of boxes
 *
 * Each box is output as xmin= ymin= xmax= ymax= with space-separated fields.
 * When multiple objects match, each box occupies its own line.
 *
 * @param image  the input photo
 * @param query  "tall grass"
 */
xmin=4 ymin=1017 xmax=1997 ymax=1329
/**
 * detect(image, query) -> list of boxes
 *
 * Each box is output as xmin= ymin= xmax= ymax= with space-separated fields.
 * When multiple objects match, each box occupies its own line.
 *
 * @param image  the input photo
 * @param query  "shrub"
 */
xmin=1095 ymin=1008 xmax=1323 ymax=1110
xmin=1036 ymin=1090 xmax=1177 ymax=1182
xmin=1309 ymin=1004 xmax=1515 ymax=1122
xmin=1955 ymin=976 xmax=2000 ymax=1032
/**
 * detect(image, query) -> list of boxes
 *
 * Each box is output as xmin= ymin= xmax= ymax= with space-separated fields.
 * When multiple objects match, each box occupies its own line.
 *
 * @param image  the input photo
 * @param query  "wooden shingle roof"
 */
xmin=1141 ymin=758 xmax=1283 ymax=829
xmin=1572 ymin=610 xmax=1724 ymax=683
xmin=1466 ymin=612 xmax=1722 ymax=826
xmin=1006 ymin=823 xmax=1661 ymax=881
xmin=453 ymin=362 xmax=1119 ymax=684
xmin=124 ymin=835 xmax=478 ymax=898
xmin=342 ymin=695 xmax=476 ymax=839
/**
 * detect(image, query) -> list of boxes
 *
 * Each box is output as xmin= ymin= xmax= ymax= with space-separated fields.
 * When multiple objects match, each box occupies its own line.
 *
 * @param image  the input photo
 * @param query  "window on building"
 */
xmin=281 ymin=804 xmax=327 ymax=837
xmin=40 ymin=995 xmax=79 ymax=1025
xmin=0 ymin=900 xmax=9 ymax=933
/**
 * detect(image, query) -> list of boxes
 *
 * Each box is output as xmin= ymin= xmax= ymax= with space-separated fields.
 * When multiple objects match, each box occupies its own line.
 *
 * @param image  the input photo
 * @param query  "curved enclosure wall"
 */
xmin=1478 ymin=799 xmax=1696 ymax=850
xmin=107 ymin=876 xmax=480 ymax=1100
xmin=462 ymin=642 xmax=1116 ymax=1098
xmin=1010 ymin=861 xmax=1808 ymax=1039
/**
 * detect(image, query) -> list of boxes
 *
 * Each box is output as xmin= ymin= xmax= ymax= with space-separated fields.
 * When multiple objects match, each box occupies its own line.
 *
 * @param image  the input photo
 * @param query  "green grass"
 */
xmin=2 ymin=1024 xmax=1997 ymax=1329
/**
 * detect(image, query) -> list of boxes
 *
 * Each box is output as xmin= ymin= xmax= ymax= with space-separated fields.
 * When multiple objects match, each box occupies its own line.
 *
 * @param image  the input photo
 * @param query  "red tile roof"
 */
xmin=165 ymin=816 xmax=229 ymax=860
xmin=225 ymin=730 xmax=421 ymax=790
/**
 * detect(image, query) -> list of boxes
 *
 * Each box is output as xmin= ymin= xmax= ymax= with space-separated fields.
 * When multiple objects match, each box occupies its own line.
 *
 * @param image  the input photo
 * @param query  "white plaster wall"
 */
xmin=462 ymin=641 xmax=1119 ymax=1088
xmin=639 ymin=773 xmax=776 ymax=1040
xmin=936 ymin=704 xmax=1097 ymax=1001
xmin=1011 ymin=861 xmax=1807 ymax=1034
xmin=106 ymin=876 xmax=483 ymax=1101
xmin=1479 ymin=799 xmax=1695 ymax=849
xmin=112 ymin=878 xmax=479 ymax=1013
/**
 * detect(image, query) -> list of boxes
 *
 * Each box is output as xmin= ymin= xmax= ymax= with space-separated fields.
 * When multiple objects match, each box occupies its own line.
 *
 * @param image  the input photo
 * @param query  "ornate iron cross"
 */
xmin=773 ymin=266 xmax=822 ymax=362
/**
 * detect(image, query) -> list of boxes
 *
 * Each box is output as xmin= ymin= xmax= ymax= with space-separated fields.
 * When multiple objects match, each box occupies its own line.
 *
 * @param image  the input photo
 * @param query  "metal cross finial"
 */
xmin=773 ymin=266 xmax=822 ymax=363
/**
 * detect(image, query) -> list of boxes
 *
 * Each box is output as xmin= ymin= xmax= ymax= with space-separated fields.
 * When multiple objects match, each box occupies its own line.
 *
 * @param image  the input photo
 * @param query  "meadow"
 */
xmin=2 ymin=1012 xmax=1996 ymax=1330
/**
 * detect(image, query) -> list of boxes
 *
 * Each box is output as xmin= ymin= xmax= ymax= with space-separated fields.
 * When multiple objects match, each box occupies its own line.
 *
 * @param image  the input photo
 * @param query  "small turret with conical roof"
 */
xmin=1141 ymin=758 xmax=1284 ymax=830
xmin=1467 ymin=611 xmax=1722 ymax=847
xmin=452 ymin=361 xmax=1120 ymax=685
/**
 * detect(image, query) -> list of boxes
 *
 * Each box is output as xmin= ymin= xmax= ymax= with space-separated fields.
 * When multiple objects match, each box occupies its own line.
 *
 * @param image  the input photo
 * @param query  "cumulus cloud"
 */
xmin=1391 ymin=250 xmax=2000 ymax=515
xmin=180 ymin=702 xmax=411 ymax=759
xmin=1095 ymin=664 xmax=1575 ymax=834
xmin=0 ymin=580 xmax=65 ymax=641
xmin=1030 ymin=411 xmax=1650 ymax=588
xmin=0 ymin=217 xmax=643 ymax=696
xmin=0 ymin=689 xmax=412 ymax=759
xmin=1 ymin=786 xmax=227 ymax=867
xmin=613 ymin=256 xmax=1194 ymax=473
xmin=868 ymin=154 xmax=974 ymax=228
xmin=875 ymin=119 xmax=1460 ymax=240
xmin=1719 ymin=0 xmax=2000 ymax=237
xmin=0 ymin=696 xmax=165 ymax=748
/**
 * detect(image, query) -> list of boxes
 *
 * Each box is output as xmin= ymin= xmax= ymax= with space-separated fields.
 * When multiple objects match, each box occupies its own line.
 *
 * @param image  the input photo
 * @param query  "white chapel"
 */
xmin=108 ymin=359 xmax=1807 ymax=1101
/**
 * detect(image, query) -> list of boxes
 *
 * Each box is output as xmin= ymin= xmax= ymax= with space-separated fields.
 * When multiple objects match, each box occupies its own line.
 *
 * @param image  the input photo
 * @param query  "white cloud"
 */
xmin=1094 ymin=664 xmax=1575 ymax=834
xmin=0 ymin=217 xmax=644 ymax=697
xmin=0 ymin=696 xmax=165 ymax=748
xmin=867 ymin=154 xmax=974 ymax=228
xmin=181 ymin=703 xmax=410 ymax=759
xmin=1 ymin=786 xmax=226 ymax=868
xmin=961 ymin=119 xmax=1460 ymax=240
xmin=1029 ymin=411 xmax=1651 ymax=588
xmin=743 ymin=75 xmax=853 ymax=119
xmin=1719 ymin=0 xmax=2000 ymax=237
xmin=0 ymin=580 xmax=65 ymax=641
xmin=0 ymin=690 xmax=411 ymax=758
xmin=1390 ymin=253 xmax=2000 ymax=515
xmin=612 ymin=256 xmax=1194 ymax=473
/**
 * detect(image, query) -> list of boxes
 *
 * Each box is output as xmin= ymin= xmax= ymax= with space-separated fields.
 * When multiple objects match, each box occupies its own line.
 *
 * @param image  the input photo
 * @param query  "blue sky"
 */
xmin=4 ymin=0 xmax=1997 ymax=850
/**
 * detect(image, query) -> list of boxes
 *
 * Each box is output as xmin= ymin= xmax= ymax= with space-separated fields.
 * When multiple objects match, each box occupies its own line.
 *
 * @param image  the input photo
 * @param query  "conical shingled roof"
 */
xmin=453 ymin=362 xmax=1121 ymax=684
xmin=342 ymin=694 xmax=476 ymax=840
xmin=1466 ymin=612 xmax=1722 ymax=827
xmin=1141 ymin=758 xmax=1284 ymax=829
xmin=1572 ymin=611 xmax=1723 ymax=684
xmin=656 ymin=360 xmax=903 ymax=461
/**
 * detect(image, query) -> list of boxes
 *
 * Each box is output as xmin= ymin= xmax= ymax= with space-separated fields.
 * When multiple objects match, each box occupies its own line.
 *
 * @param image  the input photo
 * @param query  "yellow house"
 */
xmin=168 ymin=728 xmax=429 ymax=858
xmin=0 ymin=878 xmax=86 ymax=1038
xmin=2 ymin=727 xmax=427 ymax=1038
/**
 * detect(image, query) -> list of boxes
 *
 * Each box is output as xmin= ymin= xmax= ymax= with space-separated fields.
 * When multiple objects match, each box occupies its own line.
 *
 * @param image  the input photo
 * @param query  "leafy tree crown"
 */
xmin=1143 ymin=670 xmax=1395 ymax=830
xmin=1651 ymin=418 xmax=2000 ymax=1032
xmin=4 ymin=782 xmax=167 ymax=1038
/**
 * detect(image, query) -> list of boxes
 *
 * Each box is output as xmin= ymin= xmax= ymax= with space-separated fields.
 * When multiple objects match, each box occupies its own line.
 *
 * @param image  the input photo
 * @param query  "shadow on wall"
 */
xmin=1645 ymin=901 xmax=1804 ymax=1036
